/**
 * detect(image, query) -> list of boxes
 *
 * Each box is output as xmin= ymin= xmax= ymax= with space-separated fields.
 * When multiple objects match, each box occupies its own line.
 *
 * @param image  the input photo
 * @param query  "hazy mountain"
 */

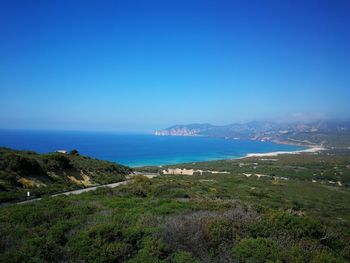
xmin=154 ymin=120 xmax=350 ymax=145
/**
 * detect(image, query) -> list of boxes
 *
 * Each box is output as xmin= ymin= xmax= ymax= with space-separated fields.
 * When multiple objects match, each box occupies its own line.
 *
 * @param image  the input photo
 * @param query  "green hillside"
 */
xmin=1 ymin=150 xmax=350 ymax=262
xmin=0 ymin=147 xmax=132 ymax=203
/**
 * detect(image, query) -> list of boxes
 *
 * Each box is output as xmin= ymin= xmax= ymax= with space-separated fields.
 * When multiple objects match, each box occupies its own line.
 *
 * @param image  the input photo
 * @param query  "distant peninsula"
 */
xmin=154 ymin=120 xmax=350 ymax=148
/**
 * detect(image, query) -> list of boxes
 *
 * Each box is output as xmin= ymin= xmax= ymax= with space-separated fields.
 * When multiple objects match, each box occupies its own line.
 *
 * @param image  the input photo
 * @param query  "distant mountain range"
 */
xmin=154 ymin=120 xmax=350 ymax=146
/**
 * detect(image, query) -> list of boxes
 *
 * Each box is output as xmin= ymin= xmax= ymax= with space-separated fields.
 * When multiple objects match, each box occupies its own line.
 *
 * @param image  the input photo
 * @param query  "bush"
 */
xmin=171 ymin=251 xmax=200 ymax=263
xmin=70 ymin=149 xmax=80 ymax=156
xmin=43 ymin=154 xmax=73 ymax=171
xmin=105 ymin=242 xmax=132 ymax=262
xmin=67 ymin=223 xmax=134 ymax=262
xmin=134 ymin=174 xmax=151 ymax=185
xmin=252 ymin=211 xmax=322 ymax=240
xmin=132 ymin=186 xmax=149 ymax=197
xmin=310 ymin=250 xmax=344 ymax=263
xmin=231 ymin=237 xmax=282 ymax=263
xmin=207 ymin=219 xmax=234 ymax=247
xmin=153 ymin=185 xmax=190 ymax=199
xmin=87 ymin=223 xmax=124 ymax=242
xmin=127 ymin=175 xmax=152 ymax=197
xmin=161 ymin=207 xmax=258 ymax=261
xmin=128 ymin=237 xmax=169 ymax=263
xmin=5 ymin=154 xmax=45 ymax=177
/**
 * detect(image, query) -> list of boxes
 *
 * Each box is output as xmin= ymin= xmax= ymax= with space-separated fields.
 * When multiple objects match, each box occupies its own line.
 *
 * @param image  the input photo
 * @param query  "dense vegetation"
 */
xmin=138 ymin=149 xmax=350 ymax=186
xmin=0 ymin=147 xmax=132 ymax=203
xmin=1 ymin=152 xmax=350 ymax=262
xmin=1 ymin=146 xmax=350 ymax=262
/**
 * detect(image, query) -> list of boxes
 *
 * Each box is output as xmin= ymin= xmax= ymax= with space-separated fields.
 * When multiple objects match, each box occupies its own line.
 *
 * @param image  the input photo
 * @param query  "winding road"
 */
xmin=15 ymin=172 xmax=159 ymax=205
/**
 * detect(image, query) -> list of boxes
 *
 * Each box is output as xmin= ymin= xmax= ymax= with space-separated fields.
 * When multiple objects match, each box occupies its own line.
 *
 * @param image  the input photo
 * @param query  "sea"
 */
xmin=0 ymin=130 xmax=306 ymax=167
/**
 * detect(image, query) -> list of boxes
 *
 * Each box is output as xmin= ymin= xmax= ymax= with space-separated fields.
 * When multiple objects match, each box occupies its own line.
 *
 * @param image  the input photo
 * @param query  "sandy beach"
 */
xmin=243 ymin=146 xmax=327 ymax=158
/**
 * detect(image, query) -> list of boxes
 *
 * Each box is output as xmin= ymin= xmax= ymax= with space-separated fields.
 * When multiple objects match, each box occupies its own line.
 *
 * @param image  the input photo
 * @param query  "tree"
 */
xmin=70 ymin=149 xmax=79 ymax=156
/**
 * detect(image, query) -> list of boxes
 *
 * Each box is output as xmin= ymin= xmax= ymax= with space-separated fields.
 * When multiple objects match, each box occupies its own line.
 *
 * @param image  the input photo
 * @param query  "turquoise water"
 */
xmin=0 ymin=130 xmax=305 ymax=167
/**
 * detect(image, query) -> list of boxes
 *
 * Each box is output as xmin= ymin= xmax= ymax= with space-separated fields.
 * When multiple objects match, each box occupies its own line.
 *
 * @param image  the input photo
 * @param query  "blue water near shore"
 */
xmin=0 ymin=130 xmax=306 ymax=167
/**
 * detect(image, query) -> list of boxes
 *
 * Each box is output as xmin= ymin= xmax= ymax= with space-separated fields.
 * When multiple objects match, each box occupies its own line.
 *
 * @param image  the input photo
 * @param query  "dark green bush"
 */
xmin=43 ymin=154 xmax=73 ymax=171
xmin=70 ymin=149 xmax=80 ymax=156
xmin=253 ymin=211 xmax=322 ymax=240
xmin=5 ymin=154 xmax=45 ymax=177
xmin=231 ymin=237 xmax=282 ymax=263
xmin=134 ymin=174 xmax=151 ymax=185
xmin=66 ymin=226 xmax=134 ymax=262
xmin=128 ymin=237 xmax=169 ymax=263
xmin=153 ymin=185 xmax=190 ymax=199
xmin=207 ymin=218 xmax=234 ymax=247
xmin=171 ymin=251 xmax=200 ymax=263
xmin=310 ymin=250 xmax=345 ymax=263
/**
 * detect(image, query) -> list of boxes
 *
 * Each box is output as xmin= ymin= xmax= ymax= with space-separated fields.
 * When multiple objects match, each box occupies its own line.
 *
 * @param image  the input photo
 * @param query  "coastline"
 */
xmin=133 ymin=142 xmax=320 ymax=167
xmin=135 ymin=145 xmax=326 ymax=168
xmin=0 ymin=129 xmax=327 ymax=167
xmin=242 ymin=146 xmax=327 ymax=159
xmin=133 ymin=135 xmax=325 ymax=167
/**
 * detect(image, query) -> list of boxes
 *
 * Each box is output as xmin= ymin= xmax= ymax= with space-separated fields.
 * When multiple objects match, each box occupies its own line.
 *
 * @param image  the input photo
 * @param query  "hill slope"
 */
xmin=0 ymin=147 xmax=132 ymax=202
xmin=1 ymin=152 xmax=350 ymax=262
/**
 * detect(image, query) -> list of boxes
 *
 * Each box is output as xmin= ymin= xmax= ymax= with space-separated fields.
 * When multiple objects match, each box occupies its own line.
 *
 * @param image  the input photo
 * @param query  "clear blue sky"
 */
xmin=0 ymin=0 xmax=349 ymax=132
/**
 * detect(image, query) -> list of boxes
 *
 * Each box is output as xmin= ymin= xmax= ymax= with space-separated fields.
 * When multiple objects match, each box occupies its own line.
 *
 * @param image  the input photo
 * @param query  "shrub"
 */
xmin=285 ymin=244 xmax=312 ymax=262
xmin=105 ymin=242 xmax=132 ymax=262
xmin=132 ymin=185 xmax=149 ymax=197
xmin=253 ymin=211 xmax=322 ymax=240
xmin=134 ymin=174 xmax=151 ymax=185
xmin=207 ymin=219 xmax=234 ymax=247
xmin=67 ymin=224 xmax=134 ymax=263
xmin=231 ymin=237 xmax=282 ymax=263
xmin=7 ymin=236 xmax=68 ymax=263
xmin=128 ymin=174 xmax=152 ymax=197
xmin=70 ymin=149 xmax=80 ymax=156
xmin=47 ymin=219 xmax=79 ymax=245
xmin=171 ymin=251 xmax=200 ymax=263
xmin=5 ymin=154 xmax=45 ymax=177
xmin=161 ymin=207 xmax=258 ymax=261
xmin=128 ymin=237 xmax=169 ymax=263
xmin=310 ymin=250 xmax=344 ymax=263
xmin=43 ymin=154 xmax=73 ymax=171
xmin=87 ymin=223 xmax=123 ymax=242
xmin=153 ymin=185 xmax=190 ymax=198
